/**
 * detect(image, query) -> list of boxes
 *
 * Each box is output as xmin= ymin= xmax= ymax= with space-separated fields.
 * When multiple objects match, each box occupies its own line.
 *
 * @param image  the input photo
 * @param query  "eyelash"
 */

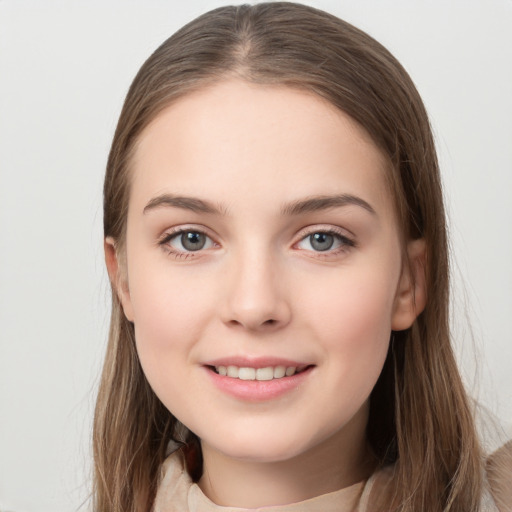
xmin=294 ymin=226 xmax=356 ymax=256
xmin=157 ymin=227 xmax=215 ymax=260
xmin=157 ymin=226 xmax=356 ymax=260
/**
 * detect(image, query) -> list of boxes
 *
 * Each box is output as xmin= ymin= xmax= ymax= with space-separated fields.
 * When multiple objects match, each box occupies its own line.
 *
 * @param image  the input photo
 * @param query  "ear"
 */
xmin=391 ymin=238 xmax=427 ymax=331
xmin=104 ymin=237 xmax=134 ymax=322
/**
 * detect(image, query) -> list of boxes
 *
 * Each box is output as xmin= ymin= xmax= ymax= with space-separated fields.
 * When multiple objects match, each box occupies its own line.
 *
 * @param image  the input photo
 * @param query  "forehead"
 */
xmin=130 ymin=79 xmax=393 ymax=218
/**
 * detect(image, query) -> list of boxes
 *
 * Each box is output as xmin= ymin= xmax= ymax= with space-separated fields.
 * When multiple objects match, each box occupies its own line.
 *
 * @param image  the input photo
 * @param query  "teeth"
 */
xmin=256 ymin=367 xmax=273 ymax=381
xmin=214 ymin=365 xmax=299 ymax=380
xmin=239 ymin=367 xmax=256 ymax=380
xmin=274 ymin=365 xmax=286 ymax=378
xmin=227 ymin=366 xmax=238 ymax=378
xmin=285 ymin=367 xmax=296 ymax=376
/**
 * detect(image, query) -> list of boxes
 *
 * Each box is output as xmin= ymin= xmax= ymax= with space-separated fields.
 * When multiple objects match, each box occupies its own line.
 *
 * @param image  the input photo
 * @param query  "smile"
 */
xmin=206 ymin=363 xmax=314 ymax=401
xmin=203 ymin=357 xmax=315 ymax=401
xmin=212 ymin=365 xmax=303 ymax=380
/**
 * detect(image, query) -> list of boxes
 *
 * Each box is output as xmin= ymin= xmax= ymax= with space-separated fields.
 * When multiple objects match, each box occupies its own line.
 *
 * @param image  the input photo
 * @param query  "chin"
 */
xmin=202 ymin=430 xmax=314 ymax=464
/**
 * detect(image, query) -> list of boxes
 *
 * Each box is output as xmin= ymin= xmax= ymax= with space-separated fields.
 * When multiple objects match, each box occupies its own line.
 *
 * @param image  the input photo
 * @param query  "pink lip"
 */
xmin=203 ymin=362 xmax=315 ymax=402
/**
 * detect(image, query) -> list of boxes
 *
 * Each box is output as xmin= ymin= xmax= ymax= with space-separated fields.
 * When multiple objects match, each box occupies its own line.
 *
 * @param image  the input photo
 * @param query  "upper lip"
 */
xmin=203 ymin=356 xmax=313 ymax=370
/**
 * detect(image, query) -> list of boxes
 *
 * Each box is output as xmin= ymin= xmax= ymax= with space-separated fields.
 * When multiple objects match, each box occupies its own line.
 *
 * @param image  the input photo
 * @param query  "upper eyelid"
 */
xmin=294 ymin=224 xmax=355 ymax=240
xmin=159 ymin=224 xmax=215 ymax=239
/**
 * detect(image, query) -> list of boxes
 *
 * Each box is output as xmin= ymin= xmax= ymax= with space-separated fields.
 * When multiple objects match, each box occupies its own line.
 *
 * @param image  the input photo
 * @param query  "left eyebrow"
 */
xmin=281 ymin=194 xmax=377 ymax=216
xmin=143 ymin=194 xmax=226 ymax=215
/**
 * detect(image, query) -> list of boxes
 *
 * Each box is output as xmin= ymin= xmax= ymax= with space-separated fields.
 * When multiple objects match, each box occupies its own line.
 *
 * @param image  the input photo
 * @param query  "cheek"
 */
xmin=304 ymin=265 xmax=397 ymax=340
xmin=127 ymin=262 xmax=217 ymax=379
xmin=127 ymin=269 xmax=217 ymax=423
xmin=299 ymin=264 xmax=398 ymax=389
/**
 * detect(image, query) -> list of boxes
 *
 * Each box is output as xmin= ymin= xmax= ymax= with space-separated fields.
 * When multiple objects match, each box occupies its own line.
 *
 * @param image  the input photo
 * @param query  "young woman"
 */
xmin=94 ymin=3 xmax=511 ymax=511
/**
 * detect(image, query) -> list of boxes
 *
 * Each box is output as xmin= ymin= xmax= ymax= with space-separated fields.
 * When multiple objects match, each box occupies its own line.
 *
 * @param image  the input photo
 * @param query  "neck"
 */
xmin=198 ymin=409 xmax=374 ymax=508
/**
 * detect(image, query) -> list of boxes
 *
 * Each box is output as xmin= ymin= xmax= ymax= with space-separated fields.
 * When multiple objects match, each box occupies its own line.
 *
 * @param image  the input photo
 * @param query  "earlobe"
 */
xmin=391 ymin=238 xmax=427 ymax=331
xmin=104 ymin=237 xmax=134 ymax=322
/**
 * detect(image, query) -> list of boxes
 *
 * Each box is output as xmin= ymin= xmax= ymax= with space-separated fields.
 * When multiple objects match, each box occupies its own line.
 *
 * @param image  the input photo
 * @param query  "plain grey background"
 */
xmin=1 ymin=1 xmax=511 ymax=510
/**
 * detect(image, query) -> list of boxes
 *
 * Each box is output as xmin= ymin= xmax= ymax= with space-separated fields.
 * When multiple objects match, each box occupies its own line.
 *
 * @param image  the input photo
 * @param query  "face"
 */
xmin=108 ymin=80 xmax=423 ymax=464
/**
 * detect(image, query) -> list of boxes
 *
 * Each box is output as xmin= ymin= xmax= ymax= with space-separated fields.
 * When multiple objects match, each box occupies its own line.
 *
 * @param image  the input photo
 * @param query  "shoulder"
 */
xmin=474 ymin=407 xmax=512 ymax=512
xmin=360 ymin=415 xmax=512 ymax=512
xmin=153 ymin=446 xmax=192 ymax=512
xmin=485 ymin=437 xmax=512 ymax=512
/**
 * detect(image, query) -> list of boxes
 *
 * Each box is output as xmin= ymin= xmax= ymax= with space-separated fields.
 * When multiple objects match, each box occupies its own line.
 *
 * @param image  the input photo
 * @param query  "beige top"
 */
xmin=153 ymin=442 xmax=511 ymax=512
xmin=153 ymin=449 xmax=371 ymax=512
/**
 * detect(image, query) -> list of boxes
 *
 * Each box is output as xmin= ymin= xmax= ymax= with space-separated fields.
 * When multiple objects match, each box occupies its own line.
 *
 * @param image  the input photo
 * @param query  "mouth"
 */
xmin=204 ymin=361 xmax=315 ymax=401
xmin=207 ymin=364 xmax=314 ymax=381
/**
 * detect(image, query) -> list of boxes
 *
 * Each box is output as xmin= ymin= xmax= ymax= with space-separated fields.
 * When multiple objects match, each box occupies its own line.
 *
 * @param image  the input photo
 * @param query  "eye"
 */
xmin=296 ymin=230 xmax=354 ymax=253
xmin=160 ymin=229 xmax=215 ymax=254
xmin=308 ymin=232 xmax=335 ymax=251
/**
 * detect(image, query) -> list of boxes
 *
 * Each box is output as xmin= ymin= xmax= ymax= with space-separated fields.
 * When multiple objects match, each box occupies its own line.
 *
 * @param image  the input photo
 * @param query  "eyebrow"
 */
xmin=143 ymin=193 xmax=376 ymax=217
xmin=281 ymin=194 xmax=376 ymax=216
xmin=143 ymin=194 xmax=226 ymax=215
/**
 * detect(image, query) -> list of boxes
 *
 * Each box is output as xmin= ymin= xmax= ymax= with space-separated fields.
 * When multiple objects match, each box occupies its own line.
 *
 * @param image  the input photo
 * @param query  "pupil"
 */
xmin=310 ymin=233 xmax=334 ymax=251
xmin=182 ymin=232 xmax=206 ymax=251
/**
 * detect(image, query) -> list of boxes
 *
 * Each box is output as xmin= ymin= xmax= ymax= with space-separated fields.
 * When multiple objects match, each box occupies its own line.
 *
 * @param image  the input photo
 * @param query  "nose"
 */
xmin=220 ymin=250 xmax=291 ymax=332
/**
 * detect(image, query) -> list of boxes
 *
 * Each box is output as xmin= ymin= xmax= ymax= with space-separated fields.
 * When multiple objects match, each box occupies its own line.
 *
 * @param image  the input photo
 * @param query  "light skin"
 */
xmin=105 ymin=79 xmax=426 ymax=508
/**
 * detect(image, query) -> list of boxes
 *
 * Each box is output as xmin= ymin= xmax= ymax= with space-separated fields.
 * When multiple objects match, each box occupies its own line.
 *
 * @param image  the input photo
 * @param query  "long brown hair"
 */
xmin=95 ymin=3 xmax=482 ymax=511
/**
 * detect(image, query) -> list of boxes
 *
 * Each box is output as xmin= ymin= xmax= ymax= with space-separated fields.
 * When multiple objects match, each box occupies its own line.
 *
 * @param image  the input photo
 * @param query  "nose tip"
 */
xmin=221 ymin=256 xmax=291 ymax=332
xmin=226 ymin=309 xmax=287 ymax=332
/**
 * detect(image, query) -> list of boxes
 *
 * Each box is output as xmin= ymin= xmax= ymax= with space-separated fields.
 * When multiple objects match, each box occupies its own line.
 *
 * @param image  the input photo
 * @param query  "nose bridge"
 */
xmin=222 ymin=240 xmax=290 ymax=331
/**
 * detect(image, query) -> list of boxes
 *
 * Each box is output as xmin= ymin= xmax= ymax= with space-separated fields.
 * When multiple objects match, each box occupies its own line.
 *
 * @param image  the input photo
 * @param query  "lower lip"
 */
xmin=204 ymin=366 xmax=314 ymax=402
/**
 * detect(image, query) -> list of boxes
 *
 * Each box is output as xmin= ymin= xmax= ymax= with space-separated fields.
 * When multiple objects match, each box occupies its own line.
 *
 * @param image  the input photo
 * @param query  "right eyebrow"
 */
xmin=143 ymin=194 xmax=226 ymax=215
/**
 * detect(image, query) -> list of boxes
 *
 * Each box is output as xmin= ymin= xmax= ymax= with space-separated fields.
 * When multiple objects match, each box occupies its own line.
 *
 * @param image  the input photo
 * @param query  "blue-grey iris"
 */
xmin=310 ymin=233 xmax=334 ymax=251
xmin=182 ymin=232 xmax=206 ymax=251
